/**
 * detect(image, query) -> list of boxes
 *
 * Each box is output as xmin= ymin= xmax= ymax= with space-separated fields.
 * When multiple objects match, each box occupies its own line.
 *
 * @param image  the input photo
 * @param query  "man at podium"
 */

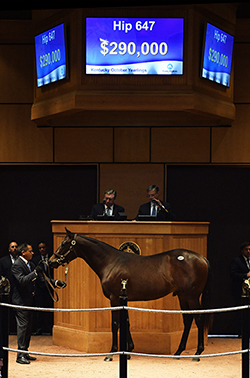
xmin=135 ymin=184 xmax=175 ymax=221
xmin=89 ymin=189 xmax=126 ymax=220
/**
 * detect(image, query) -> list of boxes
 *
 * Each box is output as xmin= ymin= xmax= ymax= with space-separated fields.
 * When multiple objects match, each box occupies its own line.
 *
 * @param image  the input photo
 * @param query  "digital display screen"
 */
xmin=201 ymin=23 xmax=234 ymax=87
xmin=86 ymin=18 xmax=184 ymax=75
xmin=35 ymin=23 xmax=67 ymax=87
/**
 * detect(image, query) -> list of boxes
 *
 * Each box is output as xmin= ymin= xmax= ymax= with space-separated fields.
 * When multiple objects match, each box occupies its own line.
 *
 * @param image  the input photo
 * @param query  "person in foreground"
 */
xmin=11 ymin=243 xmax=66 ymax=364
xmin=135 ymin=184 xmax=176 ymax=221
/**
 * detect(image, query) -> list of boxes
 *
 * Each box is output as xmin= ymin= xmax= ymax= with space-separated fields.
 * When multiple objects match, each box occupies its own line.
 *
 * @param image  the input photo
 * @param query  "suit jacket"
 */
xmin=230 ymin=254 xmax=249 ymax=298
xmin=11 ymin=257 xmax=37 ymax=307
xmin=32 ymin=254 xmax=54 ymax=292
xmin=135 ymin=201 xmax=176 ymax=221
xmin=89 ymin=203 xmax=125 ymax=220
xmin=0 ymin=254 xmax=16 ymax=299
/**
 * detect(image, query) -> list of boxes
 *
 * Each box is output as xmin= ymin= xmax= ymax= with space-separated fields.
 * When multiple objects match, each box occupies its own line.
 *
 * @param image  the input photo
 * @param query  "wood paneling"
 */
xmin=151 ymin=127 xmax=211 ymax=163
xmin=212 ymin=105 xmax=250 ymax=163
xmin=0 ymin=45 xmax=33 ymax=103
xmin=0 ymin=20 xmax=33 ymax=44
xmin=234 ymin=43 xmax=250 ymax=103
xmin=100 ymin=163 xmax=164 ymax=219
xmin=54 ymin=127 xmax=113 ymax=162
xmin=52 ymin=220 xmax=209 ymax=353
xmin=0 ymin=105 xmax=53 ymax=162
xmin=114 ymin=127 xmax=150 ymax=162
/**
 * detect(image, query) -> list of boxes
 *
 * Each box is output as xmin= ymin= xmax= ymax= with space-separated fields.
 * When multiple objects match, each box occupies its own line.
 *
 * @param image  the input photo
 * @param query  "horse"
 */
xmin=49 ymin=228 xmax=212 ymax=360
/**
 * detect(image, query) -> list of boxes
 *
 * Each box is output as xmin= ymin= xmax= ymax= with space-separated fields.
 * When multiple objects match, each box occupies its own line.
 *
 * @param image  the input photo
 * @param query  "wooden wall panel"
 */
xmin=0 ymin=45 xmax=33 ymax=103
xmin=234 ymin=43 xmax=250 ymax=103
xmin=212 ymin=105 xmax=250 ymax=163
xmin=114 ymin=127 xmax=150 ymax=162
xmin=151 ymin=127 xmax=211 ymax=163
xmin=54 ymin=127 xmax=113 ymax=162
xmin=0 ymin=105 xmax=53 ymax=162
xmin=100 ymin=163 xmax=164 ymax=219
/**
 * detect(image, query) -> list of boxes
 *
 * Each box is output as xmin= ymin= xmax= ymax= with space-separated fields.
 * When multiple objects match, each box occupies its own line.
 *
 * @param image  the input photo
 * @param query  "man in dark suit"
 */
xmin=32 ymin=242 xmax=54 ymax=335
xmin=135 ymin=184 xmax=175 ymax=221
xmin=89 ymin=189 xmax=125 ymax=220
xmin=230 ymin=242 xmax=250 ymax=299
xmin=12 ymin=243 xmax=66 ymax=364
xmin=0 ymin=241 xmax=19 ymax=333
xmin=230 ymin=242 xmax=250 ymax=335
xmin=0 ymin=241 xmax=19 ymax=298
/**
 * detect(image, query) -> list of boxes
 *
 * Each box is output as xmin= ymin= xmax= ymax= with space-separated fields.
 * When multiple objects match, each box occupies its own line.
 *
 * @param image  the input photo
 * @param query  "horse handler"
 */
xmin=11 ymin=243 xmax=66 ymax=364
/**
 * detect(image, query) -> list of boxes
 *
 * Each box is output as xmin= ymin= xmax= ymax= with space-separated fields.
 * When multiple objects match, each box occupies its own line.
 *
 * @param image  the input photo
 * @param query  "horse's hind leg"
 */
xmin=174 ymin=313 xmax=193 ymax=356
xmin=194 ymin=314 xmax=205 ymax=358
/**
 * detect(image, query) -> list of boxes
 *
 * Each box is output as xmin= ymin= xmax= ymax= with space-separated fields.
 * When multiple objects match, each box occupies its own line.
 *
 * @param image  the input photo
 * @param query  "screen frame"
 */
xmin=34 ymin=22 xmax=68 ymax=88
xmin=200 ymin=22 xmax=234 ymax=88
xmin=85 ymin=17 xmax=184 ymax=76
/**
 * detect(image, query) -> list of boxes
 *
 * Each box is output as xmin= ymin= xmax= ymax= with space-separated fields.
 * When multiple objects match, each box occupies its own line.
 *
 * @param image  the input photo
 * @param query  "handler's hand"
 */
xmin=35 ymin=260 xmax=45 ymax=274
xmin=56 ymin=280 xmax=67 ymax=289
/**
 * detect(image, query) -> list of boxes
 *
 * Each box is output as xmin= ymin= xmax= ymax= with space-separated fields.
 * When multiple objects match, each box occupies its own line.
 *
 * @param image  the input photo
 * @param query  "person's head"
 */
xmin=8 ymin=241 xmax=19 ymax=259
xmin=19 ymin=243 xmax=34 ymax=262
xmin=147 ymin=185 xmax=160 ymax=202
xmin=104 ymin=189 xmax=117 ymax=207
xmin=240 ymin=242 xmax=250 ymax=259
xmin=38 ymin=242 xmax=47 ymax=257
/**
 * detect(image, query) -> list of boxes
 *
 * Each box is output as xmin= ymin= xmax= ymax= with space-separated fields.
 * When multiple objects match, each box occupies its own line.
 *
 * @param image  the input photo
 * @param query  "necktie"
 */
xmin=107 ymin=207 xmax=111 ymax=216
xmin=152 ymin=204 xmax=156 ymax=216
xmin=43 ymin=258 xmax=48 ymax=273
xmin=247 ymin=258 xmax=250 ymax=270
xmin=27 ymin=262 xmax=31 ymax=272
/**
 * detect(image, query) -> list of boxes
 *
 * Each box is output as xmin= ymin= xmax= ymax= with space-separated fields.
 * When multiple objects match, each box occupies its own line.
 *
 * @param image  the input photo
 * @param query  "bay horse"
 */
xmin=49 ymin=228 xmax=212 ymax=360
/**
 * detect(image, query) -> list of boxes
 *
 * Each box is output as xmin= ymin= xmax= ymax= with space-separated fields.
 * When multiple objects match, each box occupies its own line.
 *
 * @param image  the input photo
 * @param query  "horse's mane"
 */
xmin=77 ymin=234 xmax=120 ymax=253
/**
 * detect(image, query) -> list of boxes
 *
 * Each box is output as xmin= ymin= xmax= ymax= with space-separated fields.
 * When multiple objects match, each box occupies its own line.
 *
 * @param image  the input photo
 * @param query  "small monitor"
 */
xmin=201 ymin=22 xmax=234 ymax=87
xmin=35 ymin=23 xmax=67 ymax=87
xmin=137 ymin=215 xmax=157 ymax=221
xmin=97 ymin=214 xmax=115 ymax=221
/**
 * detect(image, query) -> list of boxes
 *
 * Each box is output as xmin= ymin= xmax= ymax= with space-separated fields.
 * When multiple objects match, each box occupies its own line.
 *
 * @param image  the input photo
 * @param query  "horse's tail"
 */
xmin=201 ymin=258 xmax=213 ymax=332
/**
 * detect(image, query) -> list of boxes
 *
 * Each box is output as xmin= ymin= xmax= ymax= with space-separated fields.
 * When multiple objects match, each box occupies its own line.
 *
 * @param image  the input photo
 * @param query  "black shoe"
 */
xmin=16 ymin=356 xmax=30 ymax=364
xmin=25 ymin=354 xmax=37 ymax=361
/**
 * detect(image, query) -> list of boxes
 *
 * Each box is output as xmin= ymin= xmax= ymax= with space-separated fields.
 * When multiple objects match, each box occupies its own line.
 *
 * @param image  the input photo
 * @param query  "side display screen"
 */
xmin=35 ymin=23 xmax=67 ymax=87
xmin=201 ymin=23 xmax=234 ymax=87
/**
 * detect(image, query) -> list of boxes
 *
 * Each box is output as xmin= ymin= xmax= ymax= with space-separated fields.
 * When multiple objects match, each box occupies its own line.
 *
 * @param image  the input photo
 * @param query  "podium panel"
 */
xmin=51 ymin=221 xmax=209 ymax=354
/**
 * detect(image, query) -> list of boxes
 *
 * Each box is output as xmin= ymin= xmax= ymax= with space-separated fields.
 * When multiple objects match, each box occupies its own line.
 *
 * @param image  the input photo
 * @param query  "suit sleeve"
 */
xmin=89 ymin=204 xmax=96 ymax=220
xmin=158 ymin=202 xmax=176 ymax=221
xmin=230 ymin=258 xmax=248 ymax=282
xmin=135 ymin=204 xmax=144 ymax=220
xmin=11 ymin=262 xmax=37 ymax=287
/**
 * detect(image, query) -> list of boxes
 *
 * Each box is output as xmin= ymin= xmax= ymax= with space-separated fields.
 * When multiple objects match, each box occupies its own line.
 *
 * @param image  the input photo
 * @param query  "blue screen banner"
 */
xmin=35 ymin=23 xmax=67 ymax=87
xmin=202 ymin=23 xmax=234 ymax=87
xmin=86 ymin=18 xmax=184 ymax=75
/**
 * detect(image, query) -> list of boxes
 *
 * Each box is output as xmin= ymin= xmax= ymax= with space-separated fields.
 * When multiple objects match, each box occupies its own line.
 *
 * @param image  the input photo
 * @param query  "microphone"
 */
xmin=103 ymin=198 xmax=106 ymax=204
xmin=151 ymin=198 xmax=169 ymax=213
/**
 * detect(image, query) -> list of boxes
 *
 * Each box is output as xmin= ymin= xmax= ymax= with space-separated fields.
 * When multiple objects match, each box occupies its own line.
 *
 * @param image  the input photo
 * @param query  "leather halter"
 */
xmin=53 ymin=235 xmax=78 ymax=267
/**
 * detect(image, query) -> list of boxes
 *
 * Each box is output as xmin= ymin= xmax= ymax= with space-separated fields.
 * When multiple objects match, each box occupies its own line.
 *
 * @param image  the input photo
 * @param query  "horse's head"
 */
xmin=49 ymin=228 xmax=78 ymax=269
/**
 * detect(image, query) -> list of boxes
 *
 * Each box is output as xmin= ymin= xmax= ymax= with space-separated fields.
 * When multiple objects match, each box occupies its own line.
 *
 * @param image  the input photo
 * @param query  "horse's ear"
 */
xmin=65 ymin=228 xmax=74 ymax=238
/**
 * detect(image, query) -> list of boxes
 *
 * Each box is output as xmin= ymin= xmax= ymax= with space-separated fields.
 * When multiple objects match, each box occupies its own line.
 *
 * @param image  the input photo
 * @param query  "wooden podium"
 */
xmin=51 ymin=220 xmax=209 ymax=354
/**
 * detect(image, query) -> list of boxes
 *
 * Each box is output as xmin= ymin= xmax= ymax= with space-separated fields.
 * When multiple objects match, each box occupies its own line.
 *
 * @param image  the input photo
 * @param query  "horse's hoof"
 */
xmin=104 ymin=356 xmax=113 ymax=362
xmin=192 ymin=357 xmax=200 ymax=362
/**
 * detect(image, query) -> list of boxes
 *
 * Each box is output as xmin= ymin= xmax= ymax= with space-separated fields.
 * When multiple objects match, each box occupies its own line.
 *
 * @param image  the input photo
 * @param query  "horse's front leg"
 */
xmin=104 ymin=308 xmax=119 ymax=362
